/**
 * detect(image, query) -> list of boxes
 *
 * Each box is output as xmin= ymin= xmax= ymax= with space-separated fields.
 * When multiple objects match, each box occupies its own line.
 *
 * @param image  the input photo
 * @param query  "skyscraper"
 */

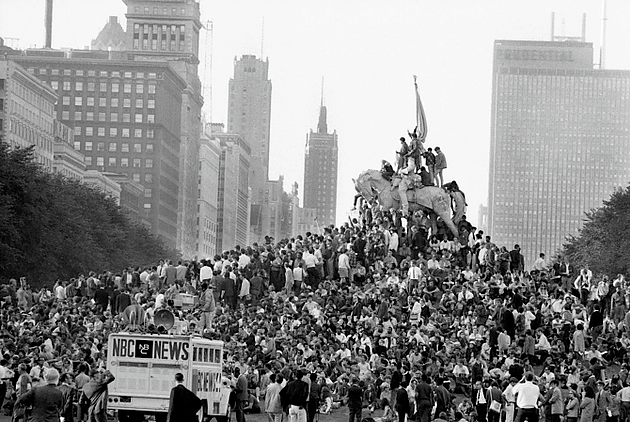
xmin=488 ymin=40 xmax=630 ymax=268
xmin=227 ymin=55 xmax=272 ymax=215
xmin=123 ymin=0 xmax=204 ymax=257
xmin=304 ymin=102 xmax=338 ymax=227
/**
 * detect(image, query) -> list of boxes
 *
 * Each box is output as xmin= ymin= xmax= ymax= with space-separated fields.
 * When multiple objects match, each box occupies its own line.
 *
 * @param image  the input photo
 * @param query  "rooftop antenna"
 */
xmin=550 ymin=12 xmax=555 ymax=41
xmin=260 ymin=16 xmax=265 ymax=59
xmin=321 ymin=76 xmax=325 ymax=107
xmin=581 ymin=13 xmax=587 ymax=42
xmin=600 ymin=0 xmax=607 ymax=69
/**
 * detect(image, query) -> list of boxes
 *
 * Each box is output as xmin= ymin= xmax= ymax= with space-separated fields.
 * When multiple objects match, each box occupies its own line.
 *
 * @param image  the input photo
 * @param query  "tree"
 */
xmin=562 ymin=185 xmax=630 ymax=277
xmin=0 ymin=143 xmax=179 ymax=285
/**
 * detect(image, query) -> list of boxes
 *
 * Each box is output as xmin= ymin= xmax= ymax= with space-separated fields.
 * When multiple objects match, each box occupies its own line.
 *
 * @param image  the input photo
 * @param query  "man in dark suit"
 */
xmin=167 ymin=373 xmax=202 ymax=422
xmin=15 ymin=368 xmax=63 ymax=422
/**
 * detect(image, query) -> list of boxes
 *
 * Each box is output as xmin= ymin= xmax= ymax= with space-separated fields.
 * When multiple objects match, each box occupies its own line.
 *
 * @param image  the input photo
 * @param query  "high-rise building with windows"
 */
xmin=304 ymin=102 xmax=338 ymax=227
xmin=11 ymin=51 xmax=187 ymax=248
xmin=226 ymin=55 xmax=272 ymax=237
xmin=123 ymin=0 xmax=204 ymax=257
xmin=197 ymin=124 xmax=221 ymax=258
xmin=213 ymin=125 xmax=251 ymax=252
xmin=488 ymin=40 xmax=630 ymax=268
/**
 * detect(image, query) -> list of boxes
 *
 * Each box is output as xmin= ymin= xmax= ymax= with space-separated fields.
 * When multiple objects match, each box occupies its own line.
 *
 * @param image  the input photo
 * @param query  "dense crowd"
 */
xmin=2 ymin=200 xmax=630 ymax=422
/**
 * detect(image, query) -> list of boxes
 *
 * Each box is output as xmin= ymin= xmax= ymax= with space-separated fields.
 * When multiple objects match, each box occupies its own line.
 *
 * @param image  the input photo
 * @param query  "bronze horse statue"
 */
xmin=354 ymin=169 xmax=466 ymax=237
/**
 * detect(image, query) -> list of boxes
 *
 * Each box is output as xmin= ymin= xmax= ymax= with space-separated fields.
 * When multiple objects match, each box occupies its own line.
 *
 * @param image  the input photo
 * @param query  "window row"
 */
xmin=73 ymin=127 xmax=155 ymax=139
xmin=51 ymin=81 xmax=157 ymax=94
xmin=75 ymin=141 xmax=154 ymax=153
xmin=84 ymin=156 xmax=154 ymax=169
xmin=61 ymin=96 xmax=156 ymax=108
xmin=60 ymin=111 xmax=155 ymax=123
xmin=32 ymin=69 xmax=158 ymax=79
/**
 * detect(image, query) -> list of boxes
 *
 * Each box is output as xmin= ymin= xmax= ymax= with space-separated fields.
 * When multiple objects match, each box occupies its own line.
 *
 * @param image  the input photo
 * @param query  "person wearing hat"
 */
xmin=14 ymin=368 xmax=63 ymax=422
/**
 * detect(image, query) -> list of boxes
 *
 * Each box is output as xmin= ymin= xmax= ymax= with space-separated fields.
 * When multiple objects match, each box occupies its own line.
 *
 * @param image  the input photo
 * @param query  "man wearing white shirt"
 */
xmin=407 ymin=261 xmax=422 ymax=294
xmin=502 ymin=377 xmax=518 ymax=422
xmin=533 ymin=253 xmax=547 ymax=272
xmin=199 ymin=262 xmax=213 ymax=283
xmin=238 ymin=252 xmax=251 ymax=270
xmin=512 ymin=373 xmax=540 ymax=422
xmin=389 ymin=231 xmax=399 ymax=253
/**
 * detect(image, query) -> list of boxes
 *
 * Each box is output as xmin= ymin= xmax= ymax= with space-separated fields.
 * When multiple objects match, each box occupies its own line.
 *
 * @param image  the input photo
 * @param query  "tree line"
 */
xmin=0 ymin=142 xmax=179 ymax=285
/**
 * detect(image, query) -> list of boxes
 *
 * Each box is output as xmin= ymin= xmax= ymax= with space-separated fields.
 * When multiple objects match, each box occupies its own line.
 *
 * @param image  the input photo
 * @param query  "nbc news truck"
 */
xmin=106 ymin=333 xmax=232 ymax=422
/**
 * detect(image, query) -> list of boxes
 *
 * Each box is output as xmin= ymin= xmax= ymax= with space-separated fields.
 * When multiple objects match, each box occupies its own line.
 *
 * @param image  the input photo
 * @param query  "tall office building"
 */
xmin=304 ymin=102 xmax=338 ymax=227
xmin=11 ymin=51 xmax=187 ymax=248
xmin=123 ymin=0 xmax=204 ymax=257
xmin=197 ymin=124 xmax=221 ymax=258
xmin=227 ymin=55 xmax=272 ymax=225
xmin=488 ymin=40 xmax=630 ymax=267
xmin=213 ymin=125 xmax=251 ymax=252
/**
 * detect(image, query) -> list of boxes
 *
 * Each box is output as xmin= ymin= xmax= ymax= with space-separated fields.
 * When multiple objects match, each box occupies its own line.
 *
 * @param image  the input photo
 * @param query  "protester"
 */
xmin=1 ymin=187 xmax=628 ymax=422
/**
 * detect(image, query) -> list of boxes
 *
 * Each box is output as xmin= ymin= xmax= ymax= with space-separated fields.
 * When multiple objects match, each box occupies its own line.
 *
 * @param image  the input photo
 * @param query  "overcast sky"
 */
xmin=3 ymin=0 xmax=630 ymax=226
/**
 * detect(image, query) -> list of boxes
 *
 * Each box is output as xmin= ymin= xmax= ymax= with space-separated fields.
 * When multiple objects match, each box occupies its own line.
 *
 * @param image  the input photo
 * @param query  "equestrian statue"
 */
xmin=353 ymin=169 xmax=466 ymax=238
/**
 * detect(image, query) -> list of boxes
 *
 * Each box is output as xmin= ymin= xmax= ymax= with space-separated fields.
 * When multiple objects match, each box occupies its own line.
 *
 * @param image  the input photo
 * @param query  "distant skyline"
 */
xmin=3 ymin=0 xmax=630 ymax=229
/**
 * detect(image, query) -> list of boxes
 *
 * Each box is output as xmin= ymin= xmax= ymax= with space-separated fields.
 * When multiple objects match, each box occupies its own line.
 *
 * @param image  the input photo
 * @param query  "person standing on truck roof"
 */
xmin=167 ymin=373 xmax=203 ymax=422
xmin=198 ymin=282 xmax=216 ymax=332
xmin=234 ymin=367 xmax=249 ymax=422
xmin=80 ymin=369 xmax=115 ymax=422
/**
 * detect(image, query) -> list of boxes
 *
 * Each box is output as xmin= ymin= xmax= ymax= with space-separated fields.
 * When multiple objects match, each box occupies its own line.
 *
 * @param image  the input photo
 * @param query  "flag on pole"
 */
xmin=413 ymin=75 xmax=428 ymax=143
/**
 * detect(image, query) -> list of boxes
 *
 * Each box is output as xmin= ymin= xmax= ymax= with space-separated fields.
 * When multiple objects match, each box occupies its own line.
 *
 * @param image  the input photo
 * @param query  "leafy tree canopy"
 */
xmin=0 ymin=143 xmax=179 ymax=286
xmin=562 ymin=185 xmax=630 ymax=277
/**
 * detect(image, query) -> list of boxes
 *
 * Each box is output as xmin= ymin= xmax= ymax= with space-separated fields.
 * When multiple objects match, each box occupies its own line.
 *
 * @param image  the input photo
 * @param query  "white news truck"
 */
xmin=106 ymin=332 xmax=232 ymax=422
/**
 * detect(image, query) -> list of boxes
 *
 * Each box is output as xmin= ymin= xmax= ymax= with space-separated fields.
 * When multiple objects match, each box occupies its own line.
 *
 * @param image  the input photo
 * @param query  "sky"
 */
xmin=3 ymin=0 xmax=630 ymax=227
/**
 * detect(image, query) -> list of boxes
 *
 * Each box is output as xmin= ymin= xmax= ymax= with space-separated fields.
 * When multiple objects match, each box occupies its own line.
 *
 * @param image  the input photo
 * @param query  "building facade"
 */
xmin=227 ymin=55 xmax=272 ymax=219
xmin=197 ymin=125 xmax=221 ymax=259
xmin=123 ymin=0 xmax=204 ymax=257
xmin=214 ymin=129 xmax=251 ymax=252
xmin=304 ymin=103 xmax=338 ymax=227
xmin=11 ymin=51 xmax=187 ymax=249
xmin=52 ymin=120 xmax=85 ymax=181
xmin=488 ymin=40 xmax=630 ymax=267
xmin=0 ymin=58 xmax=56 ymax=170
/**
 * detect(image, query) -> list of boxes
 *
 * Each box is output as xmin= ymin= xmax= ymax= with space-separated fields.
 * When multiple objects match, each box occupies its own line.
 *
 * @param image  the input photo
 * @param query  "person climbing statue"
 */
xmin=399 ymin=156 xmax=417 ymax=217
xmin=381 ymin=160 xmax=395 ymax=181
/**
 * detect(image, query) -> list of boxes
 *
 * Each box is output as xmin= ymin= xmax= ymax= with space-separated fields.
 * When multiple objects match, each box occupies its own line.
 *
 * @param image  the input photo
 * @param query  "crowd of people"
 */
xmin=2 ymin=183 xmax=630 ymax=422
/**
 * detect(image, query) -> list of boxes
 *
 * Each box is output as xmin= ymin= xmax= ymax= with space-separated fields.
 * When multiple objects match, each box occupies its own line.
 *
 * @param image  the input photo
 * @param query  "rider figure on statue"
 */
xmin=399 ymin=156 xmax=417 ymax=217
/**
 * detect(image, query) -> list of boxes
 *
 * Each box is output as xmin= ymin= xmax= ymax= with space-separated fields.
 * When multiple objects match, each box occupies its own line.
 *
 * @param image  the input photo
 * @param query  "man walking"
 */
xmin=167 ymin=373 xmax=203 ymax=422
